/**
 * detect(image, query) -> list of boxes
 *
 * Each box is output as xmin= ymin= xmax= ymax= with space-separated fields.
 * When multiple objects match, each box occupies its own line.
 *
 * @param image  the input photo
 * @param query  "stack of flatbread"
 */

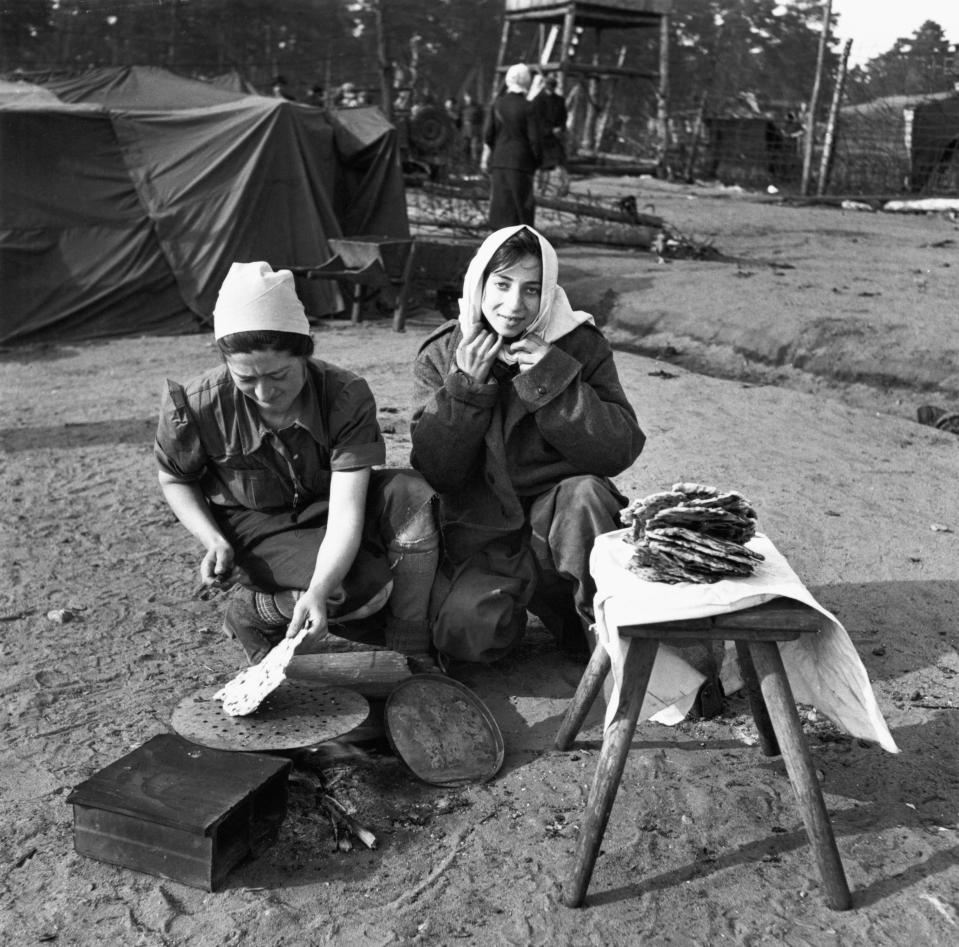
xmin=621 ymin=482 xmax=763 ymax=584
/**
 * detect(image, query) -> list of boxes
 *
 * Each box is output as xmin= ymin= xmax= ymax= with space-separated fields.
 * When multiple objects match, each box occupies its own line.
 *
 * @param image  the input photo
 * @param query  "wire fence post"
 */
xmin=817 ymin=38 xmax=852 ymax=196
xmin=801 ymin=0 xmax=832 ymax=196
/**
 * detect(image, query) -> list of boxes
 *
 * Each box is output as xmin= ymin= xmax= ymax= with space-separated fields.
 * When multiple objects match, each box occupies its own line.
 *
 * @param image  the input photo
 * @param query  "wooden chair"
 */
xmin=554 ymin=598 xmax=852 ymax=911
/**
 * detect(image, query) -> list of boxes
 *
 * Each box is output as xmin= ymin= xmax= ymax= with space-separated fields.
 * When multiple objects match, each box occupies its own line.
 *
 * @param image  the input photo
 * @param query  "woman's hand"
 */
xmin=508 ymin=332 xmax=550 ymax=373
xmin=200 ymin=540 xmax=235 ymax=587
xmin=455 ymin=323 xmax=503 ymax=383
xmin=285 ymin=586 xmax=330 ymax=648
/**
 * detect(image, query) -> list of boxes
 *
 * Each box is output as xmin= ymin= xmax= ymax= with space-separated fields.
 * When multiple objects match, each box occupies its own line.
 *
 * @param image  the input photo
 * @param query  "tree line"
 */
xmin=1 ymin=1 xmax=955 ymax=116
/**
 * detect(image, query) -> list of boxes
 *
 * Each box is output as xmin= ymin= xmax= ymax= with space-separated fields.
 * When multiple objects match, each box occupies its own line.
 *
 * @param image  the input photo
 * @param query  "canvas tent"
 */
xmin=0 ymin=66 xmax=409 ymax=345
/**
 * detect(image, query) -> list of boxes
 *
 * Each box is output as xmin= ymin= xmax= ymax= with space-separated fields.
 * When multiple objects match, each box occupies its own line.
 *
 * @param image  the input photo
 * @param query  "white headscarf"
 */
xmin=213 ymin=261 xmax=310 ymax=340
xmin=458 ymin=225 xmax=594 ymax=365
xmin=504 ymin=63 xmax=532 ymax=94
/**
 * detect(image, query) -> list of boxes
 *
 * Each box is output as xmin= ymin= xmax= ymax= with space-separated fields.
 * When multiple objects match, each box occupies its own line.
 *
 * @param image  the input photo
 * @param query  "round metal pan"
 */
xmin=384 ymin=675 xmax=505 ymax=786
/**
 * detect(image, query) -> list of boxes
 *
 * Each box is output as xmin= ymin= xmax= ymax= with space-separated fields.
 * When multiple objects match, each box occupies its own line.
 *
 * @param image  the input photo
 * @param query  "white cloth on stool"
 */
xmin=591 ymin=530 xmax=898 ymax=754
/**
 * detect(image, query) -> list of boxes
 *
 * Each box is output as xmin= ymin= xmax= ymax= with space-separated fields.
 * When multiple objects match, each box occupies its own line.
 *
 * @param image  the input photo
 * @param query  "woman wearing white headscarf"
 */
xmin=411 ymin=226 xmax=645 ymax=663
xmin=481 ymin=63 xmax=543 ymax=228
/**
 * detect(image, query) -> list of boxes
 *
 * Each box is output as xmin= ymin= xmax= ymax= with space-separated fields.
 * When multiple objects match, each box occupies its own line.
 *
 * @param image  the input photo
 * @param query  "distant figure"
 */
xmin=443 ymin=96 xmax=461 ymax=128
xmin=271 ymin=75 xmax=296 ymax=101
xmin=535 ymin=76 xmax=570 ymax=196
xmin=481 ymin=63 xmax=542 ymax=229
xmin=336 ymin=82 xmax=360 ymax=108
xmin=459 ymin=91 xmax=484 ymax=166
xmin=307 ymin=84 xmax=325 ymax=108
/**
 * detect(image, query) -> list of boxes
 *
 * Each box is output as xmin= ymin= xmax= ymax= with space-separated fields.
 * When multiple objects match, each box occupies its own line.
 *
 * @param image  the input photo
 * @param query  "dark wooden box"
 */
xmin=67 ymin=733 xmax=291 ymax=891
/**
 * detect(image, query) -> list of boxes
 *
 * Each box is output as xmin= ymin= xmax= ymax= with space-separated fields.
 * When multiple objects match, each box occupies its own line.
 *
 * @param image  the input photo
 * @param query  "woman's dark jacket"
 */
xmin=410 ymin=320 xmax=645 ymax=551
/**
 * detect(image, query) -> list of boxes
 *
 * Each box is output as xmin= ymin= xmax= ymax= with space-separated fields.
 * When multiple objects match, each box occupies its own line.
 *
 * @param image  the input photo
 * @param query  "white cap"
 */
xmin=213 ymin=261 xmax=310 ymax=340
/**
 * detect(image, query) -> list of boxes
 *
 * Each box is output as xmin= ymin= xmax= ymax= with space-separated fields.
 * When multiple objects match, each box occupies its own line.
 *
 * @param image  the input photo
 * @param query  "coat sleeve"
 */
xmin=482 ymin=101 xmax=497 ymax=149
xmin=410 ymin=334 xmax=499 ymax=493
xmin=154 ymin=379 xmax=208 ymax=483
xmin=512 ymin=329 xmax=645 ymax=476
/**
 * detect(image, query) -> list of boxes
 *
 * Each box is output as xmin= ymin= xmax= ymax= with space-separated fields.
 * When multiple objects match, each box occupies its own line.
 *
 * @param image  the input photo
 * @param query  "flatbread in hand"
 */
xmin=213 ymin=627 xmax=308 ymax=717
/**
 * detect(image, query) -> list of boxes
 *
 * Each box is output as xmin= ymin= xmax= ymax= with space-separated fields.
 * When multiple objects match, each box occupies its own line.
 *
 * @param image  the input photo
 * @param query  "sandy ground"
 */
xmin=2 ymin=182 xmax=959 ymax=946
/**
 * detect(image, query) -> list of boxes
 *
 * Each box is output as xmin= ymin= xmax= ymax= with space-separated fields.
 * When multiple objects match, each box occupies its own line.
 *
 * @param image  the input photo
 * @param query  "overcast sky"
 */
xmin=827 ymin=0 xmax=959 ymax=64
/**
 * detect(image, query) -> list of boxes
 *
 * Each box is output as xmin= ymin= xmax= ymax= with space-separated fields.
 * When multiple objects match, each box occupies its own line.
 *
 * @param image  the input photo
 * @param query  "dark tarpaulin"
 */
xmin=0 ymin=105 xmax=194 ymax=343
xmin=0 ymin=67 xmax=409 ymax=345
xmin=110 ymin=100 xmax=345 ymax=322
xmin=328 ymin=105 xmax=411 ymax=238
xmin=26 ymin=64 xmax=252 ymax=109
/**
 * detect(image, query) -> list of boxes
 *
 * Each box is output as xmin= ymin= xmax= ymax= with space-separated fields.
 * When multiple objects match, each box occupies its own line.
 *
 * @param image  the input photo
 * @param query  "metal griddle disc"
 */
xmin=171 ymin=681 xmax=369 ymax=752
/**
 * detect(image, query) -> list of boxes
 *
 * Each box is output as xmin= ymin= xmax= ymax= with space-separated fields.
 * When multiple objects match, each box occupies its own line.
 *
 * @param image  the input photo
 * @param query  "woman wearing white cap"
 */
xmin=155 ymin=262 xmax=439 ymax=667
xmin=410 ymin=226 xmax=644 ymax=663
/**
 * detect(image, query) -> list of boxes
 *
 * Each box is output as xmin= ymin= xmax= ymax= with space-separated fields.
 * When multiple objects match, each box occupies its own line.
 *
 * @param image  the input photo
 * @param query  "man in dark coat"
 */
xmin=481 ymin=63 xmax=542 ymax=229
xmin=459 ymin=91 xmax=484 ymax=165
xmin=535 ymin=76 xmax=570 ymax=196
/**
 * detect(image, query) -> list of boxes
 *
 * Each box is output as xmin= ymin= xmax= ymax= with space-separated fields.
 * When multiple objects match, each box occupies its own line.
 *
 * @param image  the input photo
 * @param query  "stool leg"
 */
xmin=555 ymin=643 xmax=612 ymax=751
xmin=748 ymin=641 xmax=852 ymax=911
xmin=735 ymin=639 xmax=780 ymax=757
xmin=563 ymin=638 xmax=658 ymax=908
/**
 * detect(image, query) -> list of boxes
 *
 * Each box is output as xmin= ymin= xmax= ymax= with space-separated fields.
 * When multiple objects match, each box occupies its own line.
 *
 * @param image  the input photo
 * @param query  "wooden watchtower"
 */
xmin=493 ymin=0 xmax=672 ymax=157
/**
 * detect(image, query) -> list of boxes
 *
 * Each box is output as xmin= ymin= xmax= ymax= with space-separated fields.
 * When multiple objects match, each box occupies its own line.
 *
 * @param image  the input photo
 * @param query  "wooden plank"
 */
xmin=556 ymin=222 xmax=656 ymax=249
xmin=538 ymin=193 xmax=664 ymax=227
xmin=286 ymin=650 xmax=412 ymax=698
xmin=563 ymin=61 xmax=660 ymax=80
xmin=622 ymin=625 xmax=801 ymax=641
xmin=420 ymin=181 xmax=664 ymax=228
xmin=620 ymin=599 xmax=822 ymax=641
xmin=506 ymin=0 xmax=671 ymax=14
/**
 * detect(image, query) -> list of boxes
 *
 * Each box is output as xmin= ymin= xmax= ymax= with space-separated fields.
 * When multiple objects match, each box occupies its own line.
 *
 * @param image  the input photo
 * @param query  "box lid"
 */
xmin=67 ymin=733 xmax=290 ymax=835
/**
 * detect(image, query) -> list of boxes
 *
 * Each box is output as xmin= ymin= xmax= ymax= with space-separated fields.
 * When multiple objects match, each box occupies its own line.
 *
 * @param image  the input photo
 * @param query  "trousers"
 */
xmin=432 ymin=475 xmax=626 ymax=662
xmin=222 ymin=468 xmax=438 ymax=661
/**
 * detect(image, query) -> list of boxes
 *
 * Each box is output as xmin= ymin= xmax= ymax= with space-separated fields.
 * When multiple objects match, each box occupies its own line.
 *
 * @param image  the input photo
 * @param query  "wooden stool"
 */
xmin=555 ymin=598 xmax=852 ymax=911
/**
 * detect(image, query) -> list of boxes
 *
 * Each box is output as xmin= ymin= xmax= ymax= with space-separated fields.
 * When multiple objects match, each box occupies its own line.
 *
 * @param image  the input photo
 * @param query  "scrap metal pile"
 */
xmin=621 ymin=482 xmax=763 ymax=584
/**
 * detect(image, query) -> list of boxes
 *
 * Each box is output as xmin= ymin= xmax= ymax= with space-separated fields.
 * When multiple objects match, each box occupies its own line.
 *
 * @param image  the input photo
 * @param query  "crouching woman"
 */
xmin=410 ymin=225 xmax=644 ymax=662
xmin=155 ymin=261 xmax=438 ymax=667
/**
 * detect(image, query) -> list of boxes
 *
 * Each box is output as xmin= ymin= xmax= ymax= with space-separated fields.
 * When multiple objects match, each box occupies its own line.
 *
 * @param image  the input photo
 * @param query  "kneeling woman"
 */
xmin=155 ymin=262 xmax=438 ymax=666
xmin=410 ymin=225 xmax=645 ymax=662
